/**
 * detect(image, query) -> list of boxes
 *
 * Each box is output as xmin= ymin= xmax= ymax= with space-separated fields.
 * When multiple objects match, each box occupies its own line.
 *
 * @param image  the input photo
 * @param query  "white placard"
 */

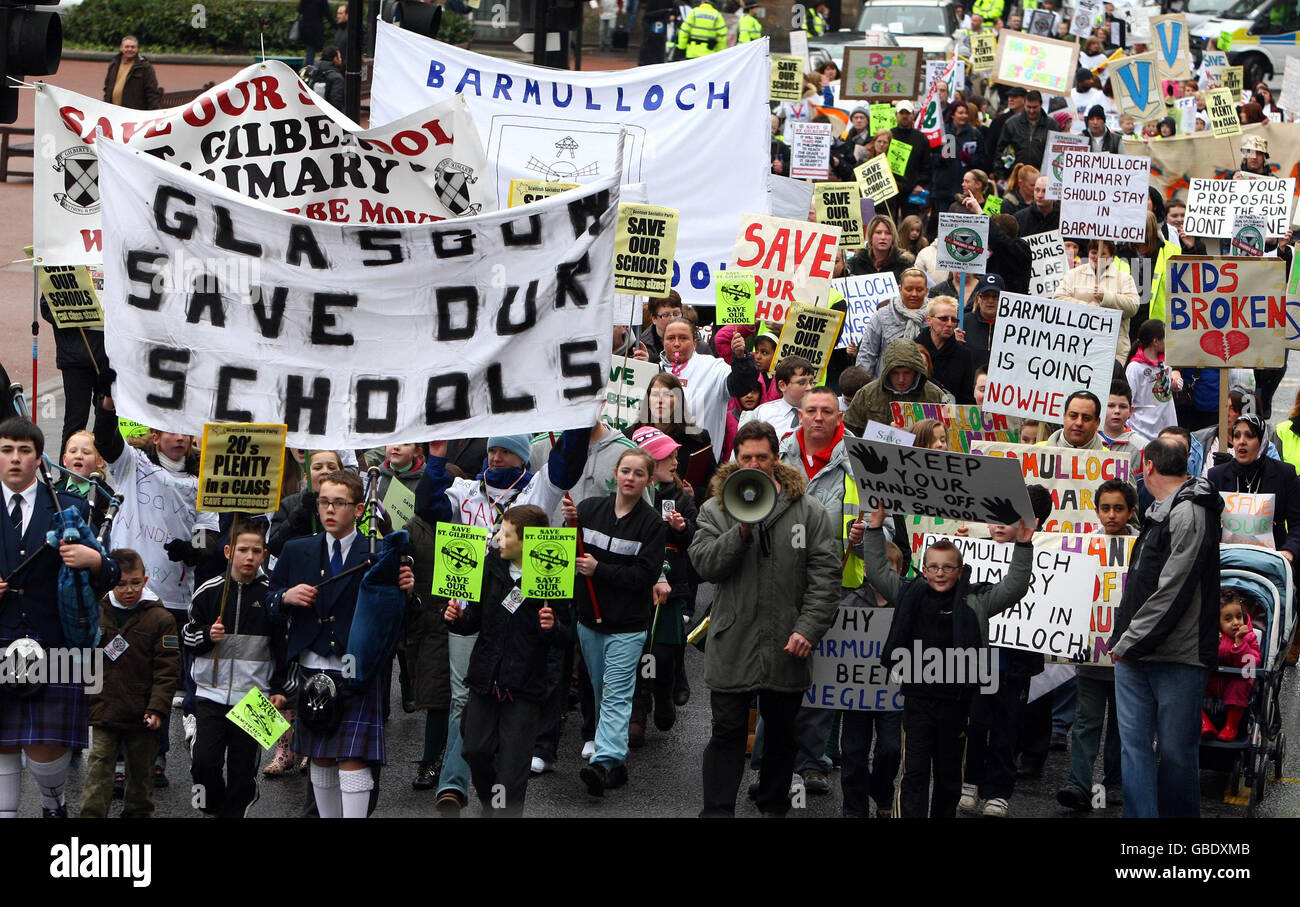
xmin=1070 ymin=0 xmax=1105 ymax=38
xmin=789 ymin=121 xmax=834 ymax=180
xmin=789 ymin=29 xmax=810 ymax=70
xmin=935 ymin=212 xmax=990 ymax=273
xmin=1040 ymin=131 xmax=1089 ymax=201
xmin=864 ymin=420 xmax=917 ymax=446
xmin=924 ymin=59 xmax=965 ymax=93
xmin=1058 ymin=150 xmax=1150 ymax=242
xmin=1026 ymin=230 xmax=1068 ymax=297
xmin=601 ymin=358 xmax=660 ymax=431
xmin=1221 ymin=492 xmax=1277 ymax=547
xmin=832 ymin=272 xmax=897 ymax=349
xmin=1184 ymin=177 xmax=1297 ymax=240
xmin=731 ymin=214 xmax=840 ymax=323
xmin=806 ymin=607 xmax=901 ymax=711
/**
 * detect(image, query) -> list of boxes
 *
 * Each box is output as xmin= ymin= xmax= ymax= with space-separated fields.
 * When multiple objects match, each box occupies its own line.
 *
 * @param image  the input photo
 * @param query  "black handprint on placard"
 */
xmin=981 ymin=496 xmax=1021 ymax=526
xmin=850 ymin=445 xmax=890 ymax=476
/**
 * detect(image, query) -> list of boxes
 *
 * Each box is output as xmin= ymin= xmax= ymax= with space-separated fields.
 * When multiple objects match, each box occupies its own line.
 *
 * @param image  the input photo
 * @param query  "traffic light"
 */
xmin=1 ymin=0 xmax=62 ymax=124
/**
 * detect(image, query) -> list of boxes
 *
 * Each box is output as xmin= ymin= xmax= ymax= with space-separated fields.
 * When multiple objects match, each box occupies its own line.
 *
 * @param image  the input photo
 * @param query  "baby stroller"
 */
xmin=1201 ymin=544 xmax=1296 ymax=817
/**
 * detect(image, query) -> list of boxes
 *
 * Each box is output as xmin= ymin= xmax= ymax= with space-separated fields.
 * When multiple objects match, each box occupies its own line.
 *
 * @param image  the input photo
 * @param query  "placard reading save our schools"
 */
xmin=613 ymin=203 xmax=678 ymax=296
xmin=372 ymin=23 xmax=770 ymax=304
xmin=1164 ymin=256 xmax=1287 ymax=368
xmin=805 ymin=607 xmax=902 ymax=711
xmin=97 ymin=137 xmax=618 ymax=448
xmin=814 ymin=182 xmax=865 ymax=249
xmin=1058 ymin=151 xmax=1150 ymax=242
xmin=842 ymin=436 xmax=1035 ymax=525
xmin=1184 ymin=177 xmax=1296 ymax=239
xmin=36 ymin=264 xmax=104 ymax=327
xmin=832 ymin=272 xmax=896 ymax=349
xmin=523 ymin=526 xmax=576 ymax=598
xmin=982 ymin=293 xmax=1121 ymax=422
xmin=772 ymin=303 xmax=845 ymax=383
xmin=970 ymin=441 xmax=1135 ymax=533
xmin=197 ymin=422 xmax=287 ymax=513
xmin=926 ymin=534 xmax=1094 ymax=658
xmin=34 ymin=63 xmax=489 ymax=266
xmin=731 ymin=214 xmax=840 ymax=322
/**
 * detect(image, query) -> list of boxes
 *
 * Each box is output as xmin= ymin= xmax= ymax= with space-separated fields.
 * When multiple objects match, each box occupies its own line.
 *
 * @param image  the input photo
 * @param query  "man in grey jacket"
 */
xmin=690 ymin=420 xmax=841 ymax=817
xmin=1109 ymin=437 xmax=1223 ymax=818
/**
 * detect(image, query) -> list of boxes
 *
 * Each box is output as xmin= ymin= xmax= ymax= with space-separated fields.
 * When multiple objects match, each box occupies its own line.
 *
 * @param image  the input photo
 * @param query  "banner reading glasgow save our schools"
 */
xmin=34 ymin=62 xmax=489 ymax=266
xmin=371 ymin=21 xmax=770 ymax=305
xmin=96 ymin=137 xmax=618 ymax=449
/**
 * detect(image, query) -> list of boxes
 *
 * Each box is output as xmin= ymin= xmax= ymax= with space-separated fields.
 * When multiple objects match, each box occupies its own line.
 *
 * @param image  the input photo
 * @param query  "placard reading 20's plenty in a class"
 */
xmin=197 ymin=423 xmax=287 ymax=513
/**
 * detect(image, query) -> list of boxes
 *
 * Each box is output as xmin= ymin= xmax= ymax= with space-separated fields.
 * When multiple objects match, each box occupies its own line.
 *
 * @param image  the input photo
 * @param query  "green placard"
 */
xmin=382 ymin=479 xmax=417 ymax=531
xmin=886 ymin=139 xmax=912 ymax=176
xmin=715 ymin=268 xmax=757 ymax=325
xmin=982 ymin=195 xmax=1003 ymax=216
xmin=869 ymin=102 xmax=897 ymax=134
xmin=225 ymin=688 xmax=290 ymax=750
xmin=117 ymin=418 xmax=149 ymax=439
xmin=433 ymin=522 xmax=488 ymax=601
xmin=521 ymin=526 xmax=576 ymax=599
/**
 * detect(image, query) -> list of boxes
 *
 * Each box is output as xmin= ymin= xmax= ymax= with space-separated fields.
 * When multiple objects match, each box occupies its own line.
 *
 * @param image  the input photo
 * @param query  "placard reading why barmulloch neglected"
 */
xmin=197 ymin=422 xmax=287 ymax=513
xmin=432 ymin=522 xmax=489 ymax=600
xmin=1058 ymin=151 xmax=1150 ymax=242
xmin=843 ymin=436 xmax=1035 ymax=525
xmin=522 ymin=527 xmax=576 ymax=599
xmin=614 ymin=203 xmax=678 ymax=296
xmin=982 ymin=293 xmax=1121 ymax=422
xmin=805 ymin=607 xmax=901 ymax=712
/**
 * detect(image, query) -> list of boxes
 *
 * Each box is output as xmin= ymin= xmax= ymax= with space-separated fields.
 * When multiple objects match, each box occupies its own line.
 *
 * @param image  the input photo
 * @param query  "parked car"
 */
xmin=854 ymin=0 xmax=959 ymax=59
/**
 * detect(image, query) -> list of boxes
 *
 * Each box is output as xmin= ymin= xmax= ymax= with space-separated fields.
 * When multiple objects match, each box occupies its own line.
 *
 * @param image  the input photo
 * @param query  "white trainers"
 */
xmin=530 ymin=757 xmax=554 ymax=775
xmin=581 ymin=740 xmax=596 ymax=761
xmin=982 ymin=797 xmax=1010 ymax=818
xmin=172 ymin=694 xmax=185 ymax=709
xmin=958 ymin=783 xmax=979 ymax=813
xmin=182 ymin=714 xmax=197 ymax=755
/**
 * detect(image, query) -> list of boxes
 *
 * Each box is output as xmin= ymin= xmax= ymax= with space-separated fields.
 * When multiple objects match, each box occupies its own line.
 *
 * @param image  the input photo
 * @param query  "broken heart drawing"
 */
xmin=1199 ymin=330 xmax=1251 ymax=362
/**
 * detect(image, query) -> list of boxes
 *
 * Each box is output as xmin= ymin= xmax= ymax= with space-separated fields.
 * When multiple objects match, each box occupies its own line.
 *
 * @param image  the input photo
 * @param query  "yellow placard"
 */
xmin=614 ymin=203 xmax=679 ymax=297
xmin=983 ymin=195 xmax=1003 ymax=216
xmin=813 ymin=182 xmax=865 ymax=249
xmin=225 ymin=688 xmax=291 ymax=750
xmin=1221 ymin=65 xmax=1244 ymax=97
xmin=853 ymin=155 xmax=898 ymax=205
xmin=521 ymin=527 xmax=576 ymax=599
xmin=869 ymin=102 xmax=898 ymax=134
xmin=432 ymin=522 xmax=488 ymax=601
xmin=971 ymin=32 xmax=997 ymax=72
xmin=715 ymin=269 xmax=757 ymax=325
xmin=770 ymin=54 xmax=804 ymax=102
xmin=886 ymin=139 xmax=912 ymax=176
xmin=37 ymin=264 xmax=103 ymax=328
xmin=772 ymin=303 xmax=846 ymax=384
xmin=381 ymin=479 xmax=417 ymax=531
xmin=197 ymin=423 xmax=287 ymax=514
xmin=507 ymin=179 xmax=578 ymax=207
xmin=1206 ymin=88 xmax=1242 ymax=137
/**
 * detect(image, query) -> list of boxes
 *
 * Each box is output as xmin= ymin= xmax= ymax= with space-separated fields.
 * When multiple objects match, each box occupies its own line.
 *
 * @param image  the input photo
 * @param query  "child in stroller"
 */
xmin=1203 ymin=590 xmax=1261 ymax=742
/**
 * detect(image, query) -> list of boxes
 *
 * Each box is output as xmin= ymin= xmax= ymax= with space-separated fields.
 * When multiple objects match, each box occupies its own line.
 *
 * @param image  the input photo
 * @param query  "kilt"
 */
xmin=0 ymin=633 xmax=90 ymax=749
xmin=293 ymin=669 xmax=385 ymax=763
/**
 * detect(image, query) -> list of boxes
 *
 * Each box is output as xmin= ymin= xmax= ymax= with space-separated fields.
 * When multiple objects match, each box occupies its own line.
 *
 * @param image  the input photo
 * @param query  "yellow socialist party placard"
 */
xmin=197 ymin=423 xmax=287 ymax=514
xmin=507 ymin=179 xmax=578 ymax=207
xmin=614 ymin=203 xmax=679 ymax=296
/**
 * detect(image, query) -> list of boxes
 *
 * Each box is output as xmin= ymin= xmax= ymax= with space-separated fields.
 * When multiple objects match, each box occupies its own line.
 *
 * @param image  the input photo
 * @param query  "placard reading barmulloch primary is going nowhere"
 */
xmin=614 ymin=203 xmax=678 ymax=296
xmin=842 ymin=435 xmax=1035 ymax=525
xmin=1164 ymin=256 xmax=1288 ymax=368
xmin=982 ymin=292 xmax=1121 ymax=422
xmin=197 ymin=422 xmax=287 ymax=513
xmin=805 ymin=607 xmax=901 ymax=711
xmin=1058 ymin=151 xmax=1150 ymax=242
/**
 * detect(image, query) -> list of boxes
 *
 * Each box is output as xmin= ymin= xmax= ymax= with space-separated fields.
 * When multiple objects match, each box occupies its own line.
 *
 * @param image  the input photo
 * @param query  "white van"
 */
xmin=1192 ymin=0 xmax=1300 ymax=87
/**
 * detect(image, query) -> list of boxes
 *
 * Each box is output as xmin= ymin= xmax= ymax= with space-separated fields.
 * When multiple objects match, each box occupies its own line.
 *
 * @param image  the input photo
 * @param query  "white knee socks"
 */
xmin=338 ymin=767 xmax=374 ymax=819
xmin=309 ymin=762 xmax=342 ymax=819
xmin=27 ymin=750 xmax=71 ymax=811
xmin=0 ymin=753 xmax=20 ymax=817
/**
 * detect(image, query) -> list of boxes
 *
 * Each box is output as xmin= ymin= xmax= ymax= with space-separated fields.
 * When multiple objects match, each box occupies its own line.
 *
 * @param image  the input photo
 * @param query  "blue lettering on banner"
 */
xmin=523 ymin=78 xmax=541 ymax=105
xmin=645 ymin=85 xmax=663 ymax=110
xmin=674 ymin=260 xmax=727 ymax=292
xmin=426 ymin=59 xmax=445 ymax=88
xmin=677 ymin=83 xmax=696 ymax=110
xmin=615 ymin=87 xmax=631 ymax=112
xmin=456 ymin=68 xmax=481 ymax=94
xmin=493 ymin=73 xmax=513 ymax=100
xmin=554 ymin=83 xmax=572 ymax=107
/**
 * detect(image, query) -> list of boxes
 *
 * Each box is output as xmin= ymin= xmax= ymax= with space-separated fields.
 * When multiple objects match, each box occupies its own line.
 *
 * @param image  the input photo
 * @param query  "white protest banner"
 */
xmin=731 ymin=214 xmax=840 ymax=323
xmin=927 ymin=534 xmax=1094 ymax=658
xmin=842 ymin=436 xmax=1035 ymax=525
xmin=924 ymin=59 xmax=965 ymax=93
xmin=814 ymin=182 xmax=865 ymax=249
xmin=600 ymin=358 xmax=659 ymax=431
xmin=1221 ymin=492 xmax=1277 ymax=547
xmin=865 ymin=420 xmax=917 ymax=446
xmin=1111 ymin=53 xmax=1164 ymax=122
xmin=789 ymin=121 xmax=834 ymax=180
xmin=990 ymin=29 xmax=1079 ymax=95
xmin=372 ymin=23 xmax=770 ymax=305
xmin=1047 ymin=533 xmax=1134 ymax=667
xmin=34 ymin=63 xmax=488 ymax=266
xmin=983 ymin=293 xmax=1120 ymax=422
xmin=832 ymin=272 xmax=896 ymax=348
xmin=889 ymin=401 xmax=1020 ymax=452
xmin=1070 ymin=0 xmax=1105 ymax=38
xmin=805 ymin=607 xmax=902 ymax=711
xmin=1165 ymin=256 xmax=1288 ymax=368
xmin=97 ymin=137 xmax=618 ymax=448
xmin=970 ymin=441 xmax=1135 ymax=532
xmin=1184 ymin=177 xmax=1296 ymax=239
xmin=1041 ymin=131 xmax=1088 ymax=201
xmin=1058 ymin=150 xmax=1150 ymax=243
xmin=1026 ymin=230 xmax=1068 ymax=297
xmin=1150 ymin=14 xmax=1193 ymax=80
xmin=935 ymin=212 xmax=990 ymax=273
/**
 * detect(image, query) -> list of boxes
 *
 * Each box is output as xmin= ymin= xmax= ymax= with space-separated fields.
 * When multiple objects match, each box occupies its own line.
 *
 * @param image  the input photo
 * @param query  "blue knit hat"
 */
xmin=486 ymin=434 xmax=532 ymax=466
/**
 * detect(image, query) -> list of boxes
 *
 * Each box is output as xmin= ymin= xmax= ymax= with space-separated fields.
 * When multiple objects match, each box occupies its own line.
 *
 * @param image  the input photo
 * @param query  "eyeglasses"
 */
xmin=654 ymin=311 xmax=683 ymax=320
xmin=318 ymin=499 xmax=358 ymax=511
xmin=923 ymin=564 xmax=959 ymax=574
xmin=116 ymin=580 xmax=146 ymax=590
xmin=932 ymin=315 xmax=959 ymax=323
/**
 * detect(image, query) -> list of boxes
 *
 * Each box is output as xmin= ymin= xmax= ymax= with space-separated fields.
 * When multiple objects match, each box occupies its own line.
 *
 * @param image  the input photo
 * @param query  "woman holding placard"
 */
xmin=1207 ymin=415 xmax=1300 ymax=561
xmin=1052 ymin=239 xmax=1140 ymax=362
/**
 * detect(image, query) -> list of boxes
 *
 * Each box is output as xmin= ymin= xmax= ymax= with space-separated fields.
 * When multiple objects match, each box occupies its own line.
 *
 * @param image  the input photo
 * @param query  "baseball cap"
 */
xmin=976 ymin=273 xmax=1005 ymax=294
xmin=632 ymin=426 xmax=682 ymax=462
xmin=895 ymin=100 xmax=915 ymax=113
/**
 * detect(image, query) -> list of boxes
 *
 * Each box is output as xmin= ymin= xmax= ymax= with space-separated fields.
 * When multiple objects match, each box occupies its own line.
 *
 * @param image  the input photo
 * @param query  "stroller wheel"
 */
xmin=1248 ymin=751 xmax=1268 ymax=817
xmin=1274 ymin=731 xmax=1286 ymax=781
xmin=1228 ymin=754 xmax=1243 ymax=797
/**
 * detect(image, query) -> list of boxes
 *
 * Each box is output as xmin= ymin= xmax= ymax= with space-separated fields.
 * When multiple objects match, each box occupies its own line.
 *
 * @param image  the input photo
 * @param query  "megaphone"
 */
xmin=721 ymin=468 xmax=777 ymax=524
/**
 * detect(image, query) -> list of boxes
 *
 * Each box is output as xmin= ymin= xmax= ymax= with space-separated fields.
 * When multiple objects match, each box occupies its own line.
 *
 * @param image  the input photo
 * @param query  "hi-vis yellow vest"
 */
xmin=841 ymin=472 xmax=864 ymax=588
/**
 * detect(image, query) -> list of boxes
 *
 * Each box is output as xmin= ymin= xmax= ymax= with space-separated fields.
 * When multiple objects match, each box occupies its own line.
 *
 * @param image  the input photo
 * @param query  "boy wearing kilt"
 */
xmin=268 ymin=470 xmax=414 ymax=818
xmin=0 ymin=418 xmax=121 ymax=817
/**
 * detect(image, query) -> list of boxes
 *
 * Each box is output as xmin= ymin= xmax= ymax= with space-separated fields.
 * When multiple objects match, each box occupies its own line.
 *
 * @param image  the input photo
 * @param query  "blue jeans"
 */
xmin=577 ymin=623 xmax=646 ymax=770
xmin=1114 ymin=660 xmax=1206 ymax=818
xmin=438 ymin=632 xmax=476 ymax=797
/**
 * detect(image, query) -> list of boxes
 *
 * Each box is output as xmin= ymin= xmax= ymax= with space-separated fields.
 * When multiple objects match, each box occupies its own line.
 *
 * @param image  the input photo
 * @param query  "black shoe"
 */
xmin=801 ymin=770 xmax=831 ymax=795
xmin=1056 ymin=785 xmax=1091 ymax=812
xmin=412 ymin=763 xmax=437 ymax=790
xmin=402 ymin=695 xmax=416 ymax=714
xmin=673 ymin=673 xmax=690 ymax=707
xmin=747 ymin=780 xmax=760 ymax=800
xmin=580 ymin=763 xmax=608 ymax=797
xmin=1016 ymin=759 xmax=1043 ymax=780
xmin=1050 ymin=732 xmax=1069 ymax=752
xmin=153 ymin=764 xmax=169 ymax=788
xmin=42 ymin=805 xmax=68 ymax=818
xmin=605 ymin=763 xmax=629 ymax=790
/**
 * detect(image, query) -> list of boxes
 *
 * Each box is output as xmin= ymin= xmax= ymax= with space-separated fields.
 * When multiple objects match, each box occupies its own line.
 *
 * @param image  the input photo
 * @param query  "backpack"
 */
xmin=299 ymin=63 xmax=329 ymax=101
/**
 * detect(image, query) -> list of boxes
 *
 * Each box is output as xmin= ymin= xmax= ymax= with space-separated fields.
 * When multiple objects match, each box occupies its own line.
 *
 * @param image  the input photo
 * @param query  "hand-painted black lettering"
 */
xmin=310 ymin=294 xmax=357 ymax=345
xmin=496 ymin=281 xmax=538 ymax=335
xmin=559 ymin=340 xmax=602 ymax=399
xmin=487 ymin=363 xmax=535 ymax=413
xmin=146 ymin=347 xmax=189 ymax=409
xmin=425 ymin=373 xmax=470 ymax=424
xmin=153 ymin=185 xmax=197 ymax=239
xmin=185 ymin=272 xmax=225 ymax=326
xmin=126 ymin=250 xmax=168 ymax=311
xmin=252 ymin=286 xmax=287 ymax=338
xmin=555 ymin=254 xmax=590 ymax=308
xmin=214 ymin=205 xmax=263 ymax=257
xmin=501 ymin=214 xmax=543 ymax=246
xmin=566 ymin=191 xmax=609 ymax=238
xmin=354 ymin=378 xmax=399 ymax=433
xmin=284 ymin=375 xmax=330 ymax=435
xmin=286 ymin=224 xmax=329 ymax=268
xmin=215 ymin=366 xmax=257 ymax=422
xmin=435 ymin=287 xmax=478 ymax=341
xmin=432 ymin=228 xmax=474 ymax=258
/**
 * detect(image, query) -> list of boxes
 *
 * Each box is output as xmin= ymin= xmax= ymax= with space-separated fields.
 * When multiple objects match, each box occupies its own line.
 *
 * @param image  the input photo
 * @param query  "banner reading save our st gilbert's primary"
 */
xmin=372 ymin=21 xmax=771 ymax=304
xmin=34 ymin=62 xmax=489 ymax=266
xmin=97 ymin=137 xmax=618 ymax=449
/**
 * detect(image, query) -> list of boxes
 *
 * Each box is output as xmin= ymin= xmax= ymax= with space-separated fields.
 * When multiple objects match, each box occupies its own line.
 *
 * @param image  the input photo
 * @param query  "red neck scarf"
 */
xmin=797 ymin=422 xmax=844 ymax=478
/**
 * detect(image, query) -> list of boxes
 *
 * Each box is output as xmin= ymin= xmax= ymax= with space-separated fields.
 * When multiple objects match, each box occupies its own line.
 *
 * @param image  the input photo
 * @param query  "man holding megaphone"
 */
xmin=690 ymin=421 xmax=841 ymax=818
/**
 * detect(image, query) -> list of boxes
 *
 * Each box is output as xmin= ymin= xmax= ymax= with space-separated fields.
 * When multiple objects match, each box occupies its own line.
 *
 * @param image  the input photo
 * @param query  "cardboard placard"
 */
xmin=770 ymin=54 xmax=805 ymax=102
xmin=1041 ymin=131 xmax=1089 ymax=201
xmin=37 ymin=264 xmax=103 ymax=328
xmin=982 ymin=293 xmax=1122 ymax=422
xmin=1206 ymin=87 xmax=1242 ymax=137
xmin=432 ymin=522 xmax=489 ymax=600
xmin=1058 ymin=150 xmax=1150 ymax=243
xmin=969 ymin=441 xmax=1136 ymax=533
xmin=1221 ymin=492 xmax=1276 ymax=547
xmin=841 ymin=47 xmax=924 ymax=102
xmin=1111 ymin=53 xmax=1164 ymax=122
xmin=886 ymin=139 xmax=912 ymax=176
xmin=731 ymin=214 xmax=840 ymax=323
xmin=936 ymin=212 xmax=990 ymax=274
xmin=865 ymin=420 xmax=918 ymax=446
xmin=982 ymin=195 xmax=1003 ymax=216
xmin=924 ymin=59 xmax=966 ymax=94
xmin=789 ymin=121 xmax=834 ymax=180
xmin=1026 ymin=230 xmax=1069 ymax=297
xmin=380 ymin=479 xmax=417 ymax=531
xmin=869 ymin=102 xmax=898 ymax=134
xmin=832 ymin=272 xmax=897 ymax=349
xmin=853 ymin=155 xmax=899 ymax=205
xmin=805 ymin=607 xmax=902 ymax=711
xmin=1164 ymin=256 xmax=1287 ymax=368
xmin=1184 ymin=177 xmax=1296 ymax=239
xmin=772 ymin=303 xmax=845 ymax=384
xmin=197 ymin=423 xmax=287 ymax=514
xmin=1150 ymin=14 xmax=1193 ymax=81
xmin=970 ymin=32 xmax=997 ymax=73
xmin=842 ymin=436 xmax=1035 ymax=525
xmin=507 ymin=179 xmax=577 ymax=207
xmin=600 ymin=358 xmax=660 ymax=431
xmin=814 ymin=182 xmax=865 ymax=249
xmin=715 ymin=268 xmax=758 ymax=325
xmin=1281 ymin=57 xmax=1300 ymax=116
xmin=889 ymin=401 xmax=1019 ymax=452
xmin=1222 ymin=65 xmax=1244 ymax=98
xmin=1230 ymin=211 xmax=1268 ymax=257
xmin=788 ymin=29 xmax=810 ymax=69
xmin=990 ymin=29 xmax=1079 ymax=96
xmin=1046 ymin=533 xmax=1134 ymax=667
xmin=1070 ymin=0 xmax=1105 ymax=39
xmin=614 ymin=203 xmax=679 ymax=296
xmin=225 ymin=688 xmax=291 ymax=750
xmin=522 ymin=527 xmax=576 ymax=599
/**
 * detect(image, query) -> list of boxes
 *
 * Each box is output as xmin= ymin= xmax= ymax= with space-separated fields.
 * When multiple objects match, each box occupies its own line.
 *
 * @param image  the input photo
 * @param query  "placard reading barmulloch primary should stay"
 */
xmin=1058 ymin=151 xmax=1150 ymax=242
xmin=614 ymin=203 xmax=678 ymax=296
xmin=197 ymin=422 xmax=287 ymax=513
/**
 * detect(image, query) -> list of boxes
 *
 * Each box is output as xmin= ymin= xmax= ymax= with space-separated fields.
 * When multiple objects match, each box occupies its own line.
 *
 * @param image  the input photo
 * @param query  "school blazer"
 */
xmin=267 ymin=532 xmax=371 ymax=661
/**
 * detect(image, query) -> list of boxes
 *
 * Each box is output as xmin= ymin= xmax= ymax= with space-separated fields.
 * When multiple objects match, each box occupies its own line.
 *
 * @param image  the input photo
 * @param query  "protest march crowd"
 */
xmin=4 ymin=0 xmax=1300 ymax=822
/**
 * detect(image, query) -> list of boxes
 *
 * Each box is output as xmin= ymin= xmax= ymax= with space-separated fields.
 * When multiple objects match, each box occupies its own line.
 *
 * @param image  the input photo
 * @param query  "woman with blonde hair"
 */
xmin=848 ymin=215 xmax=915 ymax=280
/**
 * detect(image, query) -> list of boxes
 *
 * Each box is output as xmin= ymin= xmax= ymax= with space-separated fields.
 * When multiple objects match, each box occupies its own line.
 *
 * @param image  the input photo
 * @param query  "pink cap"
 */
xmin=632 ymin=426 xmax=681 ymax=461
